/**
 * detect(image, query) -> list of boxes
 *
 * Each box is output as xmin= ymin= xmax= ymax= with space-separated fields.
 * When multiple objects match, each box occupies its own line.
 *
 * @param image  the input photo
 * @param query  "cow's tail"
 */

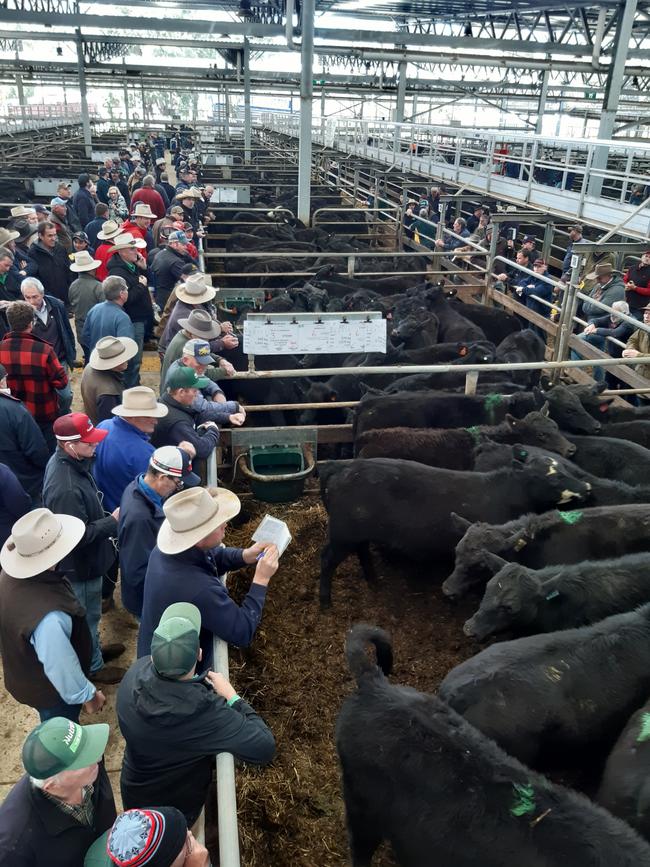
xmin=345 ymin=624 xmax=393 ymax=689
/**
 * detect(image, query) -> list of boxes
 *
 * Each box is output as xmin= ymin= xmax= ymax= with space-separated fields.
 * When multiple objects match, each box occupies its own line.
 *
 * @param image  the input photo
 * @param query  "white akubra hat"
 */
xmin=0 ymin=227 xmax=19 ymax=245
xmin=96 ymin=220 xmax=123 ymax=241
xmin=70 ymin=250 xmax=102 ymax=273
xmin=130 ymin=202 xmax=156 ymax=219
xmin=112 ymin=386 xmax=168 ymax=418
xmin=10 ymin=205 xmax=35 ymax=219
xmin=1 ymin=508 xmax=85 ymax=579
xmin=175 ymin=187 xmax=203 ymax=201
xmin=175 ymin=272 xmax=216 ymax=305
xmin=157 ymin=487 xmax=241 ymax=555
xmin=89 ymin=335 xmax=139 ymax=371
xmin=112 ymin=232 xmax=147 ymax=251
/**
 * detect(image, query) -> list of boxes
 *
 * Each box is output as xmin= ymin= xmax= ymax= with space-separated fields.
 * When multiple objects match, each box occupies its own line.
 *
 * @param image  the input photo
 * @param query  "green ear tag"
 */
xmin=465 ymin=425 xmax=481 ymax=442
xmin=510 ymin=783 xmax=536 ymax=817
xmin=559 ymin=510 xmax=583 ymax=525
xmin=637 ymin=713 xmax=650 ymax=743
xmin=545 ymin=590 xmax=560 ymax=601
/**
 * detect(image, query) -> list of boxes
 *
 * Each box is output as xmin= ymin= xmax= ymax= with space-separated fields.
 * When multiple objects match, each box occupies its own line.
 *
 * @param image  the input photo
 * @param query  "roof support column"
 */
xmin=393 ymin=59 xmax=406 ymax=152
xmin=122 ymin=60 xmax=130 ymax=145
xmin=75 ymin=31 xmax=92 ymax=157
xmin=534 ymin=69 xmax=550 ymax=134
xmin=588 ymin=0 xmax=637 ymax=197
xmin=297 ymin=0 xmax=315 ymax=225
xmin=15 ymin=72 xmax=26 ymax=123
xmin=244 ymin=38 xmax=251 ymax=163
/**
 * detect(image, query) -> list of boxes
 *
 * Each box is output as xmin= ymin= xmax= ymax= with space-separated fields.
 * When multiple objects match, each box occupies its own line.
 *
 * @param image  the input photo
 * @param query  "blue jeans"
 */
xmin=124 ymin=320 xmax=145 ymax=389
xmin=56 ymin=363 xmax=73 ymax=416
xmin=69 ymin=575 xmax=104 ymax=673
xmin=571 ymin=333 xmax=607 ymax=382
xmin=39 ymin=700 xmax=82 ymax=723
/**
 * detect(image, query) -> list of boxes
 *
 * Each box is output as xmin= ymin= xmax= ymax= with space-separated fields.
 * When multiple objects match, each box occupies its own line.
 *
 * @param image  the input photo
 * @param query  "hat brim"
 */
xmin=157 ymin=488 xmax=241 ymax=555
xmin=112 ymin=402 xmax=168 ymax=418
xmin=188 ymin=353 xmax=216 ymax=365
xmin=178 ymin=317 xmax=222 ymax=339
xmin=70 ymin=259 xmax=101 ymax=273
xmin=175 ymin=286 xmax=217 ymax=305
xmin=78 ymin=427 xmax=109 ymax=444
xmin=174 ymin=192 xmax=202 ymax=200
xmin=0 ymin=229 xmax=19 ymax=243
xmin=115 ymin=238 xmax=147 ymax=250
xmin=586 ymin=268 xmax=618 ymax=280
xmin=89 ymin=337 xmax=139 ymax=371
xmin=0 ymin=514 xmax=86 ymax=579
xmin=83 ymin=830 xmax=111 ymax=867
xmin=183 ymin=469 xmax=202 ymax=488
xmin=130 ymin=210 xmax=156 ymax=219
xmin=96 ymin=228 xmax=122 ymax=240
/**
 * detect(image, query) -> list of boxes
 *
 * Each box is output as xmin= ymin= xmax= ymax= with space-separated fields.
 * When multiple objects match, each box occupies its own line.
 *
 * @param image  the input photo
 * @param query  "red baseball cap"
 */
xmin=53 ymin=412 xmax=108 ymax=444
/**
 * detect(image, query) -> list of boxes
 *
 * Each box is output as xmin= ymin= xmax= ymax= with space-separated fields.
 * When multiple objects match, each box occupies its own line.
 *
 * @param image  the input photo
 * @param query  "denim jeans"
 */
xmin=39 ymin=700 xmax=82 ymax=723
xmin=124 ymin=320 xmax=145 ymax=389
xmin=571 ymin=333 xmax=608 ymax=382
xmin=68 ymin=575 xmax=104 ymax=673
xmin=56 ymin=363 xmax=73 ymax=416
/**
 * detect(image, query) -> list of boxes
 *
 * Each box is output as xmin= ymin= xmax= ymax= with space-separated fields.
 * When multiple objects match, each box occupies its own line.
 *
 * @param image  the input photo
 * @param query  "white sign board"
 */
xmin=243 ymin=312 xmax=386 ymax=355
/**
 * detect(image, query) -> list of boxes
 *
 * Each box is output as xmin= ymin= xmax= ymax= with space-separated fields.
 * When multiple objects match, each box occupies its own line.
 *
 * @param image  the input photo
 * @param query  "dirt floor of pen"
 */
xmin=206 ymin=495 xmax=478 ymax=867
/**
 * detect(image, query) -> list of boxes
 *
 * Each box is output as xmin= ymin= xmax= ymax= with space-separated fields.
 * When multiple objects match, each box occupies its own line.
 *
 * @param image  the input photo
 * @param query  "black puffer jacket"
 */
xmin=107 ymin=254 xmax=153 ymax=323
xmin=42 ymin=449 xmax=118 ymax=581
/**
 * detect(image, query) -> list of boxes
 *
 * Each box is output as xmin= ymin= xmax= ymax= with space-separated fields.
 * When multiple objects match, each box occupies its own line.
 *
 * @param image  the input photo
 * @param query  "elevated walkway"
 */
xmin=260 ymin=115 xmax=650 ymax=240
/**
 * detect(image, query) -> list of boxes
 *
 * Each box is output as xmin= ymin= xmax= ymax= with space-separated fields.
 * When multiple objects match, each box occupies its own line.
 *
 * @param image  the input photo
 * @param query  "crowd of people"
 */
xmin=0 ymin=143 xmax=276 ymax=866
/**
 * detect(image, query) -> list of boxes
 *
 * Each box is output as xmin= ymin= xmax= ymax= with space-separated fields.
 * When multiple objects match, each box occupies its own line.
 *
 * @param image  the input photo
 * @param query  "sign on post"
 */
xmin=243 ymin=312 xmax=387 ymax=355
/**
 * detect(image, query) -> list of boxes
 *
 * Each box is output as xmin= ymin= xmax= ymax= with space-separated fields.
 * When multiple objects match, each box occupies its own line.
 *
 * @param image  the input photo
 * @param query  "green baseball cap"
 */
xmin=166 ymin=365 xmax=210 ymax=391
xmin=151 ymin=602 xmax=201 ymax=677
xmin=22 ymin=717 xmax=109 ymax=778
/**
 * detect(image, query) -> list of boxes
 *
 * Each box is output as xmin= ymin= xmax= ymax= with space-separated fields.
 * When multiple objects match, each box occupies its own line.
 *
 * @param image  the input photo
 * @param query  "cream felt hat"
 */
xmin=175 ymin=272 xmax=216 ymax=305
xmin=112 ymin=386 xmax=168 ymax=418
xmin=89 ymin=336 xmax=139 ymax=371
xmin=1 ymin=509 xmax=85 ymax=579
xmin=157 ymin=487 xmax=241 ymax=555
xmin=70 ymin=250 xmax=102 ymax=273
xmin=130 ymin=202 xmax=156 ymax=219
xmin=96 ymin=220 xmax=123 ymax=241
xmin=10 ymin=205 xmax=35 ymax=219
xmin=112 ymin=232 xmax=147 ymax=251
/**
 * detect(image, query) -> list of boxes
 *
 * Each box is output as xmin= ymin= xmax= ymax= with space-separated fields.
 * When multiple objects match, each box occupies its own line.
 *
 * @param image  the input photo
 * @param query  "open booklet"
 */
xmin=251 ymin=514 xmax=292 ymax=557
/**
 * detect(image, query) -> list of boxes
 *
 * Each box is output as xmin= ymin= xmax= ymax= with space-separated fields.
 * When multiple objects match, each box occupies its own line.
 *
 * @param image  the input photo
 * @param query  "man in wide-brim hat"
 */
xmin=69 ymin=249 xmax=104 ymax=349
xmin=94 ymin=219 xmax=123 ymax=282
xmin=81 ymin=335 xmax=138 ymax=424
xmin=137 ymin=486 xmax=279 ymax=669
xmin=0 ymin=508 xmax=108 ymax=721
xmin=581 ymin=261 xmax=625 ymax=321
xmin=160 ymin=307 xmax=235 ymax=385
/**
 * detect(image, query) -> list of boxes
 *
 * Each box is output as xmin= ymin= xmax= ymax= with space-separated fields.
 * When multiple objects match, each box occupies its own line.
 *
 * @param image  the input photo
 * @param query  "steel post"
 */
xmin=534 ymin=69 xmax=550 ymax=135
xmin=393 ymin=59 xmax=406 ymax=153
xmin=75 ymin=32 xmax=92 ymax=157
xmin=244 ymin=39 xmax=251 ymax=163
xmin=297 ymin=0 xmax=315 ymax=225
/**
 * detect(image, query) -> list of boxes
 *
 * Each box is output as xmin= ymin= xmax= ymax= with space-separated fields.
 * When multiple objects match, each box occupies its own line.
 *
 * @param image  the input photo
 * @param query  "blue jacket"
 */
xmin=93 ymin=417 xmax=154 ymax=512
xmin=40 ymin=295 xmax=76 ymax=368
xmin=0 ymin=392 xmax=49 ymax=501
xmin=520 ymin=276 xmax=554 ymax=319
xmin=72 ymin=186 xmax=96 ymax=228
xmin=0 ymin=463 xmax=30 ymax=546
xmin=84 ymin=217 xmax=105 ymax=249
xmin=82 ymin=301 xmax=135 ymax=353
xmin=138 ymin=545 xmax=267 ymax=669
xmin=118 ymin=477 xmax=164 ymax=617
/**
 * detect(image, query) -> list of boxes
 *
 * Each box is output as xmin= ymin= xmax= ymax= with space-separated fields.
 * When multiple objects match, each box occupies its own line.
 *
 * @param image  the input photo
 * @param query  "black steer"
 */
xmin=464 ymin=553 xmax=650 ymax=641
xmin=603 ymin=421 xmax=650 ymax=448
xmin=439 ymin=604 xmax=650 ymax=766
xmin=336 ymin=624 xmax=650 ymax=867
xmin=597 ymin=697 xmax=650 ymax=842
xmin=443 ymin=504 xmax=650 ymax=599
xmin=567 ymin=435 xmax=650 ymax=485
xmin=319 ymin=453 xmax=591 ymax=607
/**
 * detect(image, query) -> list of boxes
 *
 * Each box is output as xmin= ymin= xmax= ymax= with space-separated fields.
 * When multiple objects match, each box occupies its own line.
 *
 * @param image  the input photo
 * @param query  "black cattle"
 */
xmin=382 ymin=370 xmax=525 ymax=394
xmin=336 ymin=624 xmax=650 ymax=867
xmin=443 ymin=504 xmax=650 ymax=599
xmin=474 ymin=440 xmax=650 ymax=507
xmin=448 ymin=296 xmax=522 ymax=345
xmin=464 ymin=553 xmax=650 ymax=641
xmin=402 ymin=283 xmax=487 ymax=343
xmin=544 ymin=384 xmax=601 ymax=434
xmin=389 ymin=312 xmax=439 ymax=349
xmin=439 ymin=604 xmax=650 ymax=767
xmin=353 ymin=390 xmax=544 ymax=438
xmin=495 ymin=329 xmax=546 ymax=387
xmin=597 ymin=698 xmax=650 ymax=841
xmin=566 ymin=435 xmax=650 ymax=486
xmin=396 ymin=340 xmax=497 ymax=365
xmin=318 ymin=453 xmax=591 ymax=606
xmin=355 ymin=412 xmax=575 ymax=464
xmin=567 ymin=382 xmax=650 ymax=423
xmin=603 ymin=421 xmax=650 ymax=448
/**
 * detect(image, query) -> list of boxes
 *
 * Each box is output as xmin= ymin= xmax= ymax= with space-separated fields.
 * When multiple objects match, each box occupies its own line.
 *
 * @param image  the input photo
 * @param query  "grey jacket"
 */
xmin=581 ymin=275 xmax=626 ymax=320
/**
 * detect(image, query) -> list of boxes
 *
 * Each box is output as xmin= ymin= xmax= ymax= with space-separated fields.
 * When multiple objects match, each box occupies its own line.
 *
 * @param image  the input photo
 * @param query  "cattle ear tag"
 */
xmin=637 ymin=713 xmax=650 ymax=744
xmin=560 ymin=510 xmax=583 ymax=525
xmin=599 ymin=403 xmax=610 ymax=413
xmin=545 ymin=590 xmax=560 ymax=601
xmin=513 ymin=538 xmax=527 ymax=551
xmin=510 ymin=782 xmax=536 ymax=817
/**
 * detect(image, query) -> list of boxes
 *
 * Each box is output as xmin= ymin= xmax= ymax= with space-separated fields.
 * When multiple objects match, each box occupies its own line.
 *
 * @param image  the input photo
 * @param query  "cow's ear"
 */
xmin=505 ymin=413 xmax=518 ymax=427
xmin=483 ymin=551 xmax=508 ymax=571
xmin=532 ymin=386 xmax=545 ymax=408
xmin=450 ymin=512 xmax=472 ymax=533
xmin=359 ymin=382 xmax=383 ymax=397
xmin=593 ymin=382 xmax=607 ymax=394
xmin=328 ymin=390 xmax=338 ymax=401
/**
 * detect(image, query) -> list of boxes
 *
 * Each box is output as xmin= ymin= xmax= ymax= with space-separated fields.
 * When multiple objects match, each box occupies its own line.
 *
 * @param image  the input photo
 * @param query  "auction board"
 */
xmin=243 ymin=312 xmax=386 ymax=355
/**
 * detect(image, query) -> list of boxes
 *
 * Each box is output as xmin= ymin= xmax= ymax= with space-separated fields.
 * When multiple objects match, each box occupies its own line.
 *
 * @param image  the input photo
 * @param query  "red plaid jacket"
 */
xmin=0 ymin=331 xmax=68 ymax=423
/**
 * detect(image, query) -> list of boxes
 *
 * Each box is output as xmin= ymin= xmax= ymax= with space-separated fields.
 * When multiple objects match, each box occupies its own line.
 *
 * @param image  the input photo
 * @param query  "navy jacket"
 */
xmin=0 ymin=766 xmax=116 ymax=867
xmin=0 ymin=463 xmax=31 ymax=546
xmin=520 ymin=276 xmax=554 ymax=319
xmin=150 ymin=393 xmax=220 ymax=460
xmin=38 ymin=295 xmax=77 ymax=368
xmin=72 ymin=187 xmax=96 ymax=228
xmin=117 ymin=657 xmax=275 ymax=825
xmin=0 ymin=392 xmax=49 ymax=501
xmin=138 ymin=545 xmax=267 ymax=668
xmin=84 ymin=217 xmax=105 ymax=249
xmin=118 ymin=478 xmax=164 ymax=617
